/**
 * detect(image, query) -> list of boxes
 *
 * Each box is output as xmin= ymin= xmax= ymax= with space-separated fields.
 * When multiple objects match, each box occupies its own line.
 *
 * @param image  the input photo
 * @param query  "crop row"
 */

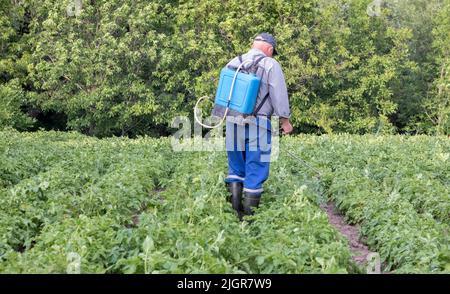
xmin=0 ymin=130 xmax=177 ymax=267
xmin=0 ymin=130 xmax=353 ymax=273
xmin=284 ymin=135 xmax=450 ymax=273
xmin=1 ymin=131 xmax=448 ymax=273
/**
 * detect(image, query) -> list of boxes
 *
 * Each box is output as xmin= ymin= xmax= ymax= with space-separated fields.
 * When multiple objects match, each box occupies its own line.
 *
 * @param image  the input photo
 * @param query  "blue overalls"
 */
xmin=225 ymin=117 xmax=272 ymax=197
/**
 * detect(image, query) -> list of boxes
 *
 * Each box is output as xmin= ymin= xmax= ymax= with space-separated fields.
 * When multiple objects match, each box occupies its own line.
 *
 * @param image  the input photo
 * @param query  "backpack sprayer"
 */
xmin=194 ymin=55 xmax=269 ymax=129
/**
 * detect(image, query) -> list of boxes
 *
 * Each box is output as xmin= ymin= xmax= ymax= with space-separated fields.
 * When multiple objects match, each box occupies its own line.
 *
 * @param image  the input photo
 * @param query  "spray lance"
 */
xmin=283 ymin=145 xmax=323 ymax=180
xmin=279 ymin=131 xmax=324 ymax=180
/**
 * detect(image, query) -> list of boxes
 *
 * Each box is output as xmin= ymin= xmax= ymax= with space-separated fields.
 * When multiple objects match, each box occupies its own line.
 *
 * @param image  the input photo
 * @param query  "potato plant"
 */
xmin=0 ymin=130 xmax=449 ymax=273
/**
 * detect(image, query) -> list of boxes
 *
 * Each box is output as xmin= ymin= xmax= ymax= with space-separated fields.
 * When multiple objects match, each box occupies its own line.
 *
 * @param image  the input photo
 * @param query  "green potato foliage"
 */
xmin=1 ymin=130 xmax=449 ymax=273
xmin=284 ymin=134 xmax=450 ymax=272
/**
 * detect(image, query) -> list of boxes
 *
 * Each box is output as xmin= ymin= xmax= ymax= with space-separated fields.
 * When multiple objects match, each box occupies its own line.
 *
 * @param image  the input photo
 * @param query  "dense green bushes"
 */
xmin=1 ymin=0 xmax=449 ymax=136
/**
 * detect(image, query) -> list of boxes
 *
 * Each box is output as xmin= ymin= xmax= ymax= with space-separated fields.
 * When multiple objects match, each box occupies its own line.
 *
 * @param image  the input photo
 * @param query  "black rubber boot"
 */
xmin=226 ymin=182 xmax=243 ymax=214
xmin=225 ymin=183 xmax=231 ymax=203
xmin=242 ymin=192 xmax=261 ymax=216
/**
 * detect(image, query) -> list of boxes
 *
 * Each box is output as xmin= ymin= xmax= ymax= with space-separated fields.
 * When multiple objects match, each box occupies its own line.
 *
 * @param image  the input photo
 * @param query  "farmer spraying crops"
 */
xmin=213 ymin=33 xmax=293 ymax=218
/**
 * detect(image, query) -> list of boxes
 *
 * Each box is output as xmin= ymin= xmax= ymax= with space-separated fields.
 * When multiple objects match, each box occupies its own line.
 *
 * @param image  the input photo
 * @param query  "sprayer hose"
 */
xmin=194 ymin=60 xmax=253 ymax=129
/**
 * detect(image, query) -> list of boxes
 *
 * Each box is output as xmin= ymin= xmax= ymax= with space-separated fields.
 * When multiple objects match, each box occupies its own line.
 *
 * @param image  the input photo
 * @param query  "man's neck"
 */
xmin=250 ymin=47 xmax=267 ymax=56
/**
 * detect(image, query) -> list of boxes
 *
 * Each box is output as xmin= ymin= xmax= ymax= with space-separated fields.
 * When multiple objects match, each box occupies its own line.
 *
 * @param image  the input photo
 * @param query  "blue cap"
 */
xmin=254 ymin=33 xmax=278 ymax=55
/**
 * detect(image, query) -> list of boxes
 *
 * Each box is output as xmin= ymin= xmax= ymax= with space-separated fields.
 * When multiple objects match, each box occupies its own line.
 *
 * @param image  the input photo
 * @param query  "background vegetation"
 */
xmin=1 ymin=0 xmax=449 ymax=137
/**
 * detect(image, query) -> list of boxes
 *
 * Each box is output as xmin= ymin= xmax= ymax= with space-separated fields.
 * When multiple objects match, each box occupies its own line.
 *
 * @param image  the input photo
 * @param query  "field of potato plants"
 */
xmin=0 ymin=129 xmax=449 ymax=273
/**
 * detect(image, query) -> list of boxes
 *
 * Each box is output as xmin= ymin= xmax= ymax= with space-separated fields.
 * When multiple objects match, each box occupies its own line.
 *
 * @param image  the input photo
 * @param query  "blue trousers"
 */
xmin=225 ymin=117 xmax=272 ymax=197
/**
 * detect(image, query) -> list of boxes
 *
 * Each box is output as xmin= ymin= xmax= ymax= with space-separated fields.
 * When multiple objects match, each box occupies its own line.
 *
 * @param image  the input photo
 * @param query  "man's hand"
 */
xmin=280 ymin=118 xmax=293 ymax=135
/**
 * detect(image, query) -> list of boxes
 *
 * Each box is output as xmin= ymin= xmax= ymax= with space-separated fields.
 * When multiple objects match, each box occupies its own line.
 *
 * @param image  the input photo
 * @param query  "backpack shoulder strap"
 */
xmin=251 ymin=55 xmax=266 ymax=74
xmin=253 ymin=93 xmax=270 ymax=116
xmin=253 ymin=55 xmax=266 ymax=66
xmin=251 ymin=56 xmax=270 ymax=115
xmin=227 ymin=55 xmax=245 ymax=71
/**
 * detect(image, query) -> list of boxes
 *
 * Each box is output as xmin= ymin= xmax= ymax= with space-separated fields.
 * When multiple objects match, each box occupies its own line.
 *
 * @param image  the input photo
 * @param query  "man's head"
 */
xmin=252 ymin=33 xmax=277 ymax=57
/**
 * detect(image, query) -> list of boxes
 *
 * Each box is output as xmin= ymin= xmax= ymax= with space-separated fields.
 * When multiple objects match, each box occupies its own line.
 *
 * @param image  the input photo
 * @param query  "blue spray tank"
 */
xmin=194 ymin=55 xmax=267 ymax=128
xmin=214 ymin=67 xmax=261 ymax=114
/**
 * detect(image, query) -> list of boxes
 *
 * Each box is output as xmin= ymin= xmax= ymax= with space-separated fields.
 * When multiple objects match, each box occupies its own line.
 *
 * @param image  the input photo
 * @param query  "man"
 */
xmin=219 ymin=33 xmax=293 ymax=218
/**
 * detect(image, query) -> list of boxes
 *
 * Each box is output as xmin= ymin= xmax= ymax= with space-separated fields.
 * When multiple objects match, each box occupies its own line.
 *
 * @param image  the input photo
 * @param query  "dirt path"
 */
xmin=321 ymin=202 xmax=379 ymax=272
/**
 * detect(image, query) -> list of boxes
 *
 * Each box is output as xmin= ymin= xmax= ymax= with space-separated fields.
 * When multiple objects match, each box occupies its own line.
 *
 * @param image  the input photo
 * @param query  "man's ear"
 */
xmin=268 ymin=46 xmax=274 ymax=56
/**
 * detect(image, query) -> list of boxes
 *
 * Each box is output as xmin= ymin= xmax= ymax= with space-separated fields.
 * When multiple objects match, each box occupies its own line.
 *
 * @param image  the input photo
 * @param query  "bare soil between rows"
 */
xmin=321 ymin=202 xmax=379 ymax=272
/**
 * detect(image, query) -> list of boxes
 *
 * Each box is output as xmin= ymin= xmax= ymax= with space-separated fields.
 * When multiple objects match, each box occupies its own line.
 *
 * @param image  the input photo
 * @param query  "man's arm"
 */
xmin=268 ymin=61 xmax=293 ymax=134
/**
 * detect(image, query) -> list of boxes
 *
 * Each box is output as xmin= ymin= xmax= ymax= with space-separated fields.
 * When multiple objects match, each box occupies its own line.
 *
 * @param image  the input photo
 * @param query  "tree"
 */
xmin=0 ymin=0 xmax=447 ymax=136
xmin=423 ymin=0 xmax=450 ymax=135
xmin=0 ymin=0 xmax=34 ymax=130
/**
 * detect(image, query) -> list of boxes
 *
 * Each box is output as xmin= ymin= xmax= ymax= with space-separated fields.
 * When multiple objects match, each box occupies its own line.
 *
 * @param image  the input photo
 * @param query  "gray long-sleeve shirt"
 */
xmin=224 ymin=48 xmax=291 ymax=118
